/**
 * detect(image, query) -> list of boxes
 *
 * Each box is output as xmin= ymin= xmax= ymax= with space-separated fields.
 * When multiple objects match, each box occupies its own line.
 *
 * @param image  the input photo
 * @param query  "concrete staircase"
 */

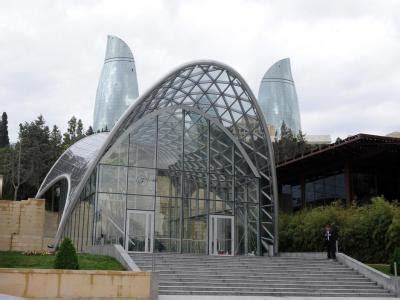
xmin=130 ymin=253 xmax=395 ymax=297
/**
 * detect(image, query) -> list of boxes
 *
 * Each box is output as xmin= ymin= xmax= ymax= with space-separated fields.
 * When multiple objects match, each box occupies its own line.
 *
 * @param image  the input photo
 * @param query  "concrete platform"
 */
xmin=159 ymin=296 xmax=400 ymax=300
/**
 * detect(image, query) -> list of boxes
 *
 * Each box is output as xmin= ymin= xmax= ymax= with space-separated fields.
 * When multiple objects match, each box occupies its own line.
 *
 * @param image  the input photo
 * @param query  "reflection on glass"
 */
xmin=127 ymin=194 xmax=154 ymax=210
xmin=127 ymin=213 xmax=146 ymax=252
xmin=129 ymin=120 xmax=156 ymax=168
xmin=128 ymin=167 xmax=156 ymax=195
xmin=210 ymin=215 xmax=233 ymax=255
xmin=62 ymin=104 xmax=263 ymax=255
xmin=98 ymin=165 xmax=127 ymax=193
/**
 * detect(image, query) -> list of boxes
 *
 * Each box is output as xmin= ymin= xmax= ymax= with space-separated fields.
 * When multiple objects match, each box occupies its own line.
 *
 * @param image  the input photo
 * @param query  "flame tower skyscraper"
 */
xmin=93 ymin=35 xmax=139 ymax=132
xmin=258 ymin=58 xmax=301 ymax=137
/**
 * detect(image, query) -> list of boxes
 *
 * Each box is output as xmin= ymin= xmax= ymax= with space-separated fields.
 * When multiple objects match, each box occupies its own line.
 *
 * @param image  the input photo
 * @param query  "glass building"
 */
xmin=258 ymin=58 xmax=301 ymax=137
xmin=93 ymin=35 xmax=139 ymax=132
xmin=36 ymin=61 xmax=278 ymax=256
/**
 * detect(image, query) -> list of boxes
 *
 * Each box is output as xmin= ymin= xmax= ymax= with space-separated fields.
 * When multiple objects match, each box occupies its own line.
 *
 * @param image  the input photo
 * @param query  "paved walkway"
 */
xmin=0 ymin=295 xmax=25 ymax=300
xmin=159 ymin=296 xmax=399 ymax=300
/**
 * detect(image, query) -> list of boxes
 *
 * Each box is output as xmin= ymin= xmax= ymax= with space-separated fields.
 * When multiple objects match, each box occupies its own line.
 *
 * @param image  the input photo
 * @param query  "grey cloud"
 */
xmin=0 ymin=0 xmax=399 ymax=141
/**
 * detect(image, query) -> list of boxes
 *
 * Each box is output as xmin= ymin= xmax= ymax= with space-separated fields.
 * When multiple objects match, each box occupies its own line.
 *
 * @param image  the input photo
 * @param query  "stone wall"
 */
xmin=0 ymin=268 xmax=156 ymax=300
xmin=0 ymin=198 xmax=51 ymax=251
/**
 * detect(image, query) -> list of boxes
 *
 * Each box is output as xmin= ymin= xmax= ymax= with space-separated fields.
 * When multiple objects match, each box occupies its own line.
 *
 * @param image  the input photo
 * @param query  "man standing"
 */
xmin=323 ymin=224 xmax=337 ymax=259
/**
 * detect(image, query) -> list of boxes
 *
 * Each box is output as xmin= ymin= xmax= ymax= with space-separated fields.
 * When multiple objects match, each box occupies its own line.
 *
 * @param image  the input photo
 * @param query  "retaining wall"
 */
xmin=0 ymin=268 xmax=156 ymax=300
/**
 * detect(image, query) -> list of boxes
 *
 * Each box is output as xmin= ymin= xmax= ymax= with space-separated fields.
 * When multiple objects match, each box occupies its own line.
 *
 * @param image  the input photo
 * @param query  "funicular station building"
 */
xmin=36 ymin=61 xmax=278 ymax=257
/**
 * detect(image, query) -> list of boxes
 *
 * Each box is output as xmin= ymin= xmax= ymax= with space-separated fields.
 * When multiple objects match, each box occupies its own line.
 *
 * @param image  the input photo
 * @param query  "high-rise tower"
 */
xmin=93 ymin=35 xmax=139 ymax=132
xmin=258 ymin=58 xmax=301 ymax=137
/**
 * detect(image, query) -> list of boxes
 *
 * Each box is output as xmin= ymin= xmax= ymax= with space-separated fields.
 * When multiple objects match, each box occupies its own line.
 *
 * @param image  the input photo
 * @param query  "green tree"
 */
xmin=63 ymin=116 xmax=85 ymax=149
xmin=76 ymin=119 xmax=84 ymax=139
xmin=49 ymin=125 xmax=63 ymax=162
xmin=273 ymin=122 xmax=313 ymax=164
xmin=0 ymin=112 xmax=10 ymax=148
xmin=54 ymin=238 xmax=79 ymax=269
xmin=390 ymin=248 xmax=400 ymax=275
xmin=85 ymin=126 xmax=94 ymax=136
xmin=17 ymin=115 xmax=52 ymax=198
xmin=0 ymin=146 xmax=15 ymax=199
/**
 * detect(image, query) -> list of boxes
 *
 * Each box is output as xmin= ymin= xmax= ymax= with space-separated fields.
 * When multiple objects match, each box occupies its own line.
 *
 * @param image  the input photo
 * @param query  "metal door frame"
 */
xmin=125 ymin=210 xmax=154 ymax=253
xmin=208 ymin=214 xmax=234 ymax=256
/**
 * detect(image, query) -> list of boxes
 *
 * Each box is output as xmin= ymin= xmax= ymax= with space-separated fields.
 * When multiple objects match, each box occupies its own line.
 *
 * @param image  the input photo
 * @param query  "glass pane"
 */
xmin=182 ymin=216 xmax=207 ymax=254
xmin=127 ymin=195 xmax=155 ymax=210
xmin=98 ymin=165 xmax=127 ymax=193
xmin=129 ymin=120 xmax=156 ymax=168
xmin=155 ymin=197 xmax=181 ymax=252
xmin=209 ymin=200 xmax=233 ymax=214
xmin=101 ymin=135 xmax=129 ymax=165
xmin=157 ymin=110 xmax=183 ymax=170
xmin=216 ymin=217 xmax=232 ymax=255
xmin=183 ymin=172 xmax=207 ymax=199
xmin=156 ymin=170 xmax=181 ymax=197
xmin=96 ymin=193 xmax=126 ymax=245
xmin=127 ymin=167 xmax=156 ymax=195
xmin=210 ymin=122 xmax=233 ymax=175
xmin=235 ymin=176 xmax=258 ymax=204
xmin=210 ymin=174 xmax=232 ymax=202
xmin=184 ymin=111 xmax=208 ymax=172
xmin=127 ymin=213 xmax=146 ymax=252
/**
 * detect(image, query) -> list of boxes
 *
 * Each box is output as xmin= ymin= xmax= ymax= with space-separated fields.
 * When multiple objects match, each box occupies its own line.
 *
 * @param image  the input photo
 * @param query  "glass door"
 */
xmin=209 ymin=215 xmax=234 ymax=255
xmin=126 ymin=210 xmax=154 ymax=253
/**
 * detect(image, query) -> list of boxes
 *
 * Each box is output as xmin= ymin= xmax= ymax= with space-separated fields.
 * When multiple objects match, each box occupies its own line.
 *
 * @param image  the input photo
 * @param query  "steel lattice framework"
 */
xmin=37 ymin=60 xmax=278 ymax=253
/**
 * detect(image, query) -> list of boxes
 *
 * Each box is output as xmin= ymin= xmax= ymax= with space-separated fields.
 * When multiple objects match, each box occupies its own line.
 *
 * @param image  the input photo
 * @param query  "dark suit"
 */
xmin=323 ymin=229 xmax=336 ymax=259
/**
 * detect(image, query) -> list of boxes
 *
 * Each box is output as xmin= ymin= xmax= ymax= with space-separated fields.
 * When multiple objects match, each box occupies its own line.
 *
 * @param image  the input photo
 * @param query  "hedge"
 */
xmin=279 ymin=197 xmax=400 ymax=263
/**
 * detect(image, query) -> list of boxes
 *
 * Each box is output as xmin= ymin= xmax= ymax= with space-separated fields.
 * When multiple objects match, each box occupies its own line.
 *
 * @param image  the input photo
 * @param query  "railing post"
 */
xmin=152 ymin=250 xmax=155 ymax=272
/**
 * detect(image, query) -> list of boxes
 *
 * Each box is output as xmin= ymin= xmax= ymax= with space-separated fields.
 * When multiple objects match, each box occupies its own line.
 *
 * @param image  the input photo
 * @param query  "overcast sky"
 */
xmin=1 ymin=0 xmax=400 ymax=142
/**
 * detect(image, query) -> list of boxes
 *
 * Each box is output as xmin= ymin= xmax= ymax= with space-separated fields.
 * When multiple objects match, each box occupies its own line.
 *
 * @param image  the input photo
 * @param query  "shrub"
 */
xmin=390 ymin=248 xmax=400 ymax=275
xmin=54 ymin=238 xmax=79 ymax=269
xmin=279 ymin=197 xmax=400 ymax=263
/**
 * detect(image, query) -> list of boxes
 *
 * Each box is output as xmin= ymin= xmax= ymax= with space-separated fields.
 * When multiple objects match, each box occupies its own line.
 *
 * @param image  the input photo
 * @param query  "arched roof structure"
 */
xmin=37 ymin=60 xmax=278 ymax=253
xmin=36 ymin=133 xmax=109 ymax=226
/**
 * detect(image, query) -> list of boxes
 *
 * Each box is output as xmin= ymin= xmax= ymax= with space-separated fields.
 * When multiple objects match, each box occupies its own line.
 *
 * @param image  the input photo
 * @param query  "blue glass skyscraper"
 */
xmin=93 ymin=35 xmax=139 ymax=132
xmin=258 ymin=58 xmax=301 ymax=137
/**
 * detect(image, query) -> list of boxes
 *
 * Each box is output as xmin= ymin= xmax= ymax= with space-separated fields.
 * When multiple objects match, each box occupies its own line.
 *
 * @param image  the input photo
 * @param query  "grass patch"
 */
xmin=78 ymin=253 xmax=124 ymax=271
xmin=367 ymin=263 xmax=391 ymax=275
xmin=0 ymin=251 xmax=124 ymax=271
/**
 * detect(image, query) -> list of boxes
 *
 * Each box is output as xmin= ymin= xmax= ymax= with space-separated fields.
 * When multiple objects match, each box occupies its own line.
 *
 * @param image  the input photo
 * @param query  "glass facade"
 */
xmin=282 ymin=173 xmax=345 ymax=210
xmin=37 ymin=61 xmax=278 ymax=255
xmin=64 ymin=109 xmax=260 ymax=255
xmin=258 ymin=58 xmax=301 ymax=137
xmin=93 ymin=35 xmax=139 ymax=132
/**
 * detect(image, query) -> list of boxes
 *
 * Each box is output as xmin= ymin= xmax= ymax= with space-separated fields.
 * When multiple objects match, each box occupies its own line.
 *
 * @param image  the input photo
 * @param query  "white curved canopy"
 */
xmin=38 ymin=60 xmax=278 ymax=253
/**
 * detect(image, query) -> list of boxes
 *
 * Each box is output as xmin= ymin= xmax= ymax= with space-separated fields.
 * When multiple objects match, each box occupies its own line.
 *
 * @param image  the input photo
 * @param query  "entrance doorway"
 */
xmin=209 ymin=215 xmax=234 ymax=255
xmin=126 ymin=210 xmax=154 ymax=253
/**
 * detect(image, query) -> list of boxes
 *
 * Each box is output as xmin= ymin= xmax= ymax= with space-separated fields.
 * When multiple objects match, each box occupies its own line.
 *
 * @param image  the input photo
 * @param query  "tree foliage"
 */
xmin=0 ymin=113 xmax=93 ymax=200
xmin=85 ymin=126 xmax=94 ymax=136
xmin=279 ymin=197 xmax=400 ymax=263
xmin=63 ymin=116 xmax=86 ymax=149
xmin=0 ymin=112 xmax=10 ymax=148
xmin=390 ymin=247 xmax=400 ymax=275
xmin=54 ymin=238 xmax=79 ymax=269
xmin=273 ymin=122 xmax=313 ymax=164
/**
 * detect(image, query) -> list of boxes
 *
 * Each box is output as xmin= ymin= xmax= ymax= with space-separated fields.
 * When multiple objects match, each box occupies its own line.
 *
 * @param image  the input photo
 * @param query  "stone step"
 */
xmin=139 ymin=265 xmax=351 ymax=271
xmin=158 ymin=278 xmax=373 ymax=283
xmin=159 ymin=281 xmax=379 ymax=289
xmin=130 ymin=253 xmax=392 ymax=297
xmin=154 ymin=270 xmax=360 ymax=276
xmin=159 ymin=285 xmax=388 ymax=292
xmin=159 ymin=290 xmax=394 ymax=297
